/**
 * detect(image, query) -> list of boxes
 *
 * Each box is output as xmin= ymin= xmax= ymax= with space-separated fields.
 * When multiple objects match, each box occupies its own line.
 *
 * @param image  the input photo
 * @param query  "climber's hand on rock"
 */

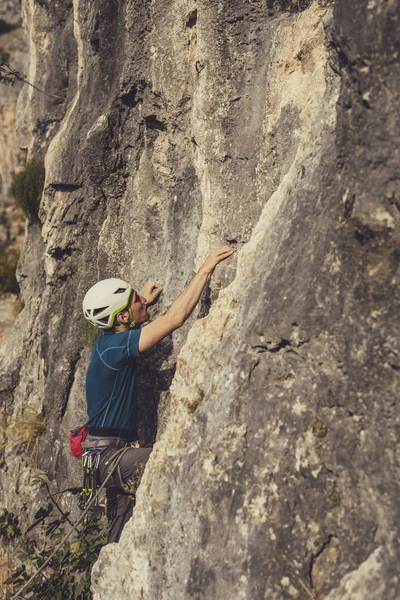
xmin=142 ymin=280 xmax=163 ymax=304
xmin=202 ymin=247 xmax=236 ymax=275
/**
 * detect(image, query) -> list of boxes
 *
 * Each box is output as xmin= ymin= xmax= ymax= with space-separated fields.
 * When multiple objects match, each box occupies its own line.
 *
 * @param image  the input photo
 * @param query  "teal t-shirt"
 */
xmin=86 ymin=329 xmax=141 ymax=435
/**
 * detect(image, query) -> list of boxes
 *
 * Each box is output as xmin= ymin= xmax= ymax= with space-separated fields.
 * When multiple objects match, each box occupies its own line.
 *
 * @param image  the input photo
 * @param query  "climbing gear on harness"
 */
xmin=79 ymin=448 xmax=103 ymax=510
xmin=82 ymin=278 xmax=136 ymax=329
xmin=70 ymin=424 xmax=88 ymax=459
xmin=78 ymin=436 xmax=126 ymax=511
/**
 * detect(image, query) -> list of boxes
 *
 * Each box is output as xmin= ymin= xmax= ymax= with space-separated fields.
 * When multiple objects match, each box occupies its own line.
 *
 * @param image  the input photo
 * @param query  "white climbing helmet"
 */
xmin=82 ymin=278 xmax=133 ymax=329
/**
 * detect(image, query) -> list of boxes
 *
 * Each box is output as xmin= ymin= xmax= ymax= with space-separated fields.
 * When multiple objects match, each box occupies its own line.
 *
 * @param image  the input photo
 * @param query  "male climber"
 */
xmin=82 ymin=247 xmax=235 ymax=543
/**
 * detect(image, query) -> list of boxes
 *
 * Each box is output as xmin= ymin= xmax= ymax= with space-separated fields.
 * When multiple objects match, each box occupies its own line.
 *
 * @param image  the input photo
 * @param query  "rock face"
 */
xmin=0 ymin=0 xmax=25 ymax=206
xmin=1 ymin=0 xmax=399 ymax=599
xmin=0 ymin=0 xmax=26 ymax=342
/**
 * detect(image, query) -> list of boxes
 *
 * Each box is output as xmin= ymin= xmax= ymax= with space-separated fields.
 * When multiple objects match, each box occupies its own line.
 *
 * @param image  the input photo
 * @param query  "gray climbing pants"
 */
xmin=97 ymin=445 xmax=152 ymax=544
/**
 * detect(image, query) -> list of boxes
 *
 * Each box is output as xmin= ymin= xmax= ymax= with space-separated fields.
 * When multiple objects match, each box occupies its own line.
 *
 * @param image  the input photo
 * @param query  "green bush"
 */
xmin=9 ymin=159 xmax=45 ymax=222
xmin=0 ymin=510 xmax=20 ymax=540
xmin=0 ymin=246 xmax=19 ymax=294
xmin=3 ymin=471 xmax=107 ymax=599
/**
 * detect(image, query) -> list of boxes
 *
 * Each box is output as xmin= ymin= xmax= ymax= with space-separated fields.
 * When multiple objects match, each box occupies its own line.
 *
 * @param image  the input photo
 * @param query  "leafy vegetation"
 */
xmin=0 ymin=53 xmax=63 ymax=100
xmin=0 ymin=208 xmax=23 ymax=296
xmin=9 ymin=159 xmax=45 ymax=222
xmin=0 ymin=54 xmax=23 ymax=87
xmin=2 ymin=470 xmax=107 ymax=600
xmin=0 ymin=247 xmax=19 ymax=294
xmin=0 ymin=511 xmax=20 ymax=541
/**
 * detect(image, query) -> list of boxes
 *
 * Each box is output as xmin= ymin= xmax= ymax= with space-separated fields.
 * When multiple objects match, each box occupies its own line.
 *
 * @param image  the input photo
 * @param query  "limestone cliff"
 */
xmin=0 ymin=0 xmax=26 ymax=344
xmin=1 ymin=0 xmax=399 ymax=599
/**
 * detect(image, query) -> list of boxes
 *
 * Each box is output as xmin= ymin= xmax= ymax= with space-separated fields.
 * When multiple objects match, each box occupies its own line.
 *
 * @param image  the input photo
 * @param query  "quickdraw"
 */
xmin=79 ymin=448 xmax=103 ymax=510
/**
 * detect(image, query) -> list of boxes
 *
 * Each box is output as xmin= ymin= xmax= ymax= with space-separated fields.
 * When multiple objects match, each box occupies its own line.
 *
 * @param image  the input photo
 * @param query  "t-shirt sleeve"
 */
xmin=127 ymin=328 xmax=141 ymax=358
xmin=97 ymin=330 xmax=141 ymax=369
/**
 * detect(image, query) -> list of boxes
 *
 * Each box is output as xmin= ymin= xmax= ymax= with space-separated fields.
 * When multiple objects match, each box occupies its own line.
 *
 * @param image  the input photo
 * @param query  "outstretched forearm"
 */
xmin=138 ymin=247 xmax=235 ymax=353
xmin=166 ymin=266 xmax=211 ymax=328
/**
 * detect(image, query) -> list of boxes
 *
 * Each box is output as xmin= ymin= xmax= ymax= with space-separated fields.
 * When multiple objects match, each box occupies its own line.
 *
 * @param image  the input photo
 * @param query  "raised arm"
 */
xmin=138 ymin=247 xmax=235 ymax=353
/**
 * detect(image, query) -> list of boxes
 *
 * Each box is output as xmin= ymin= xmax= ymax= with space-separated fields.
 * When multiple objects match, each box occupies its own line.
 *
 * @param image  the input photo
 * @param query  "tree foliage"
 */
xmin=0 ymin=53 xmax=64 ymax=100
xmin=3 ymin=471 xmax=107 ymax=600
xmin=9 ymin=159 xmax=45 ymax=222
xmin=0 ymin=247 xmax=19 ymax=294
xmin=0 ymin=54 xmax=24 ymax=86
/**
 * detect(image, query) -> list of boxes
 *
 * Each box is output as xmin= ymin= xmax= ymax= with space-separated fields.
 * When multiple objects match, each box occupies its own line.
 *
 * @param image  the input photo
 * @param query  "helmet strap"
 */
xmin=128 ymin=306 xmax=136 ymax=328
xmin=113 ymin=307 xmax=136 ymax=330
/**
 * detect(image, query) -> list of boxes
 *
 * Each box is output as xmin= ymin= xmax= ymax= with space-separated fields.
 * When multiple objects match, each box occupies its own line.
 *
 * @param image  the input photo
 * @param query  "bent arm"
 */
xmin=138 ymin=247 xmax=234 ymax=352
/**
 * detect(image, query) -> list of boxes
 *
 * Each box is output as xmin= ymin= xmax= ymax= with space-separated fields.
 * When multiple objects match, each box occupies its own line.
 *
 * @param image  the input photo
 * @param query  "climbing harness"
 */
xmin=79 ymin=436 xmax=127 ymax=510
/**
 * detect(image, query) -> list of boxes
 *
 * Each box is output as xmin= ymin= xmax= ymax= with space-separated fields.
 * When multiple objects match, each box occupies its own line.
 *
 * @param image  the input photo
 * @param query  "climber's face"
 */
xmin=129 ymin=290 xmax=149 ymax=325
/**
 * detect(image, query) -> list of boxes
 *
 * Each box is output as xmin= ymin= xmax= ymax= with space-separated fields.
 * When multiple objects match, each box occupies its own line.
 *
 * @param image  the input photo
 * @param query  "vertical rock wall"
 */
xmin=0 ymin=0 xmax=26 ymax=345
xmin=0 ymin=0 xmax=399 ymax=598
xmin=0 ymin=0 xmax=26 ymax=207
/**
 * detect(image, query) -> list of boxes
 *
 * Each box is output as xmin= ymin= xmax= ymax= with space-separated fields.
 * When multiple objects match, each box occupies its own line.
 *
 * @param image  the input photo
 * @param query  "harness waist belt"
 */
xmin=88 ymin=427 xmax=130 ymax=437
xmin=82 ymin=436 xmax=125 ymax=450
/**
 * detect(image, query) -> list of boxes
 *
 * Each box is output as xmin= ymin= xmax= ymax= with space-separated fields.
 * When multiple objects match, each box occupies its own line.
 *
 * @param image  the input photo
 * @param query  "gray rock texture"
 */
xmin=0 ymin=0 xmax=399 ymax=599
xmin=0 ymin=0 xmax=26 ymax=346
xmin=0 ymin=0 xmax=25 ymax=204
